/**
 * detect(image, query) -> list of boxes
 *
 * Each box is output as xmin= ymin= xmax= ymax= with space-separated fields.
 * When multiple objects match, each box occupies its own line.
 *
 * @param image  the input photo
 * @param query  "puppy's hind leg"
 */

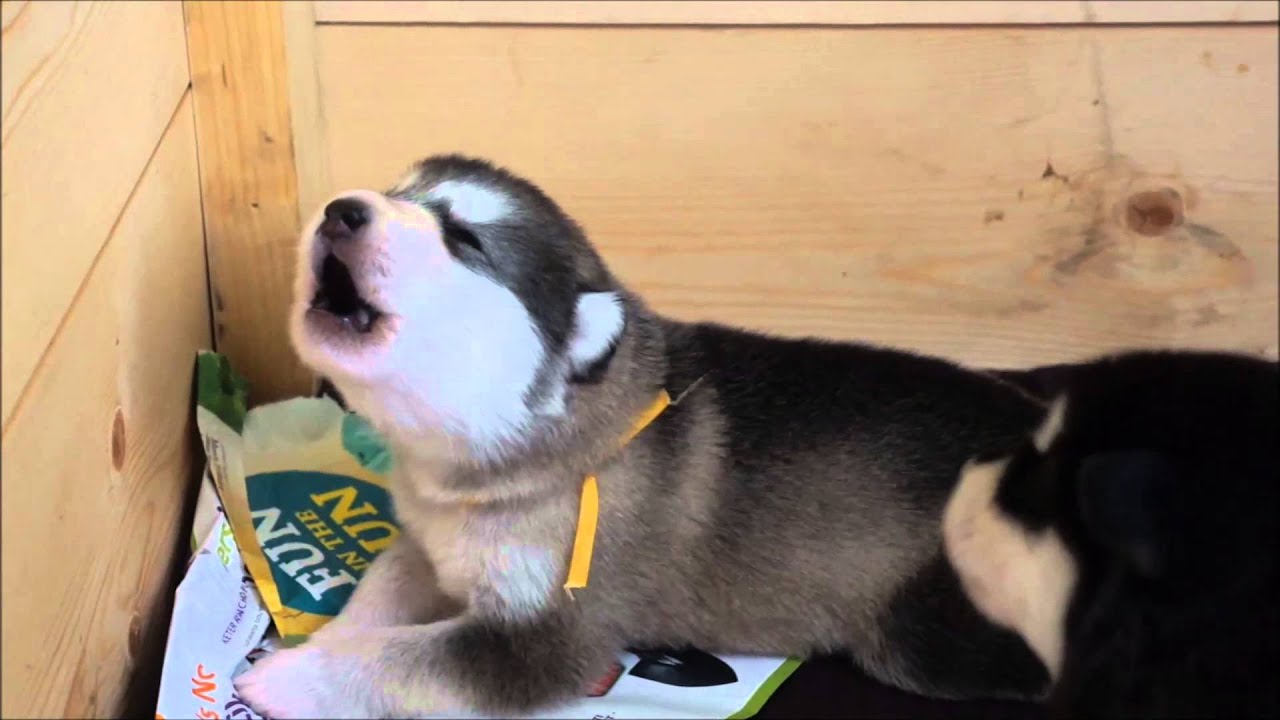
xmin=860 ymin=553 xmax=1050 ymax=701
xmin=319 ymin=535 xmax=461 ymax=635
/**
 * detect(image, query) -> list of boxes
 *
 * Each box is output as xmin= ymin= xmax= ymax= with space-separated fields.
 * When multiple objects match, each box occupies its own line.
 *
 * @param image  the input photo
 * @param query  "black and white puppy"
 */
xmin=235 ymin=154 xmax=1052 ymax=718
xmin=945 ymin=350 xmax=1279 ymax=717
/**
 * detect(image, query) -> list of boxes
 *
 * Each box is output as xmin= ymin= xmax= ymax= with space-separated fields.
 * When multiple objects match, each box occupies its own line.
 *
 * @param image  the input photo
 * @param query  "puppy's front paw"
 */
xmin=234 ymin=643 xmax=361 ymax=719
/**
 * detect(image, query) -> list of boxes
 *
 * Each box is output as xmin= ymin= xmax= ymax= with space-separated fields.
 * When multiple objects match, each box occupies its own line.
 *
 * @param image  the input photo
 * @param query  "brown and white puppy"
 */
xmin=235 ymin=155 xmax=1049 ymax=718
xmin=944 ymin=350 xmax=1279 ymax=718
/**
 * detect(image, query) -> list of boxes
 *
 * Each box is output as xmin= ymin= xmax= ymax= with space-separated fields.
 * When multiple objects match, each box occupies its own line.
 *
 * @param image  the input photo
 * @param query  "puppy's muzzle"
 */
xmin=309 ymin=195 xmax=384 ymax=335
xmin=320 ymin=196 xmax=371 ymax=241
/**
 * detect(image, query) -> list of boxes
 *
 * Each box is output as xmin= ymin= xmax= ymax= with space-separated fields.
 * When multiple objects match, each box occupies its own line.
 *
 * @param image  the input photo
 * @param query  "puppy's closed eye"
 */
xmin=432 ymin=204 xmax=487 ymax=256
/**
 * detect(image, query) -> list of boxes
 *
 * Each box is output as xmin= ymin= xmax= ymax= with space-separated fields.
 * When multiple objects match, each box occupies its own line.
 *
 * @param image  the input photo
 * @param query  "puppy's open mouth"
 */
xmin=309 ymin=254 xmax=384 ymax=334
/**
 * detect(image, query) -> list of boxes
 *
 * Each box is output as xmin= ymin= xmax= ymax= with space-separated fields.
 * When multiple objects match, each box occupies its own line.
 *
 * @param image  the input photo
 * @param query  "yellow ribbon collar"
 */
xmin=563 ymin=389 xmax=672 ymax=597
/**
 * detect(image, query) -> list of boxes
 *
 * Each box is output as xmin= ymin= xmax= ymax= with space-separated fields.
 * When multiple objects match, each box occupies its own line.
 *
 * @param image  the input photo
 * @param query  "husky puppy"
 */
xmin=235 ymin=155 xmax=1049 ymax=718
xmin=944 ymin=350 xmax=1279 ymax=718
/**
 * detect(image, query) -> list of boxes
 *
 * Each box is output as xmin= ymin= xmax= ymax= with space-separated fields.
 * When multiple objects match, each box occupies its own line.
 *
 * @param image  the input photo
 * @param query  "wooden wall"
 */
xmin=1 ymin=2 xmax=210 ymax=717
xmin=0 ymin=2 xmax=1276 ymax=715
xmin=199 ymin=1 xmax=1278 ymax=402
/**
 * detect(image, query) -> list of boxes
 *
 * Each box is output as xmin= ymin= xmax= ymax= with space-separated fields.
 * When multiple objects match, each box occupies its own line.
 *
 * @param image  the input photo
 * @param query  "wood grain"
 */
xmin=0 ymin=94 xmax=210 ymax=719
xmin=1 ymin=0 xmax=191 ymax=425
xmin=283 ymin=0 xmax=333 ymax=228
xmin=185 ymin=0 xmax=314 ymax=402
xmin=315 ymin=1 xmax=1279 ymax=26
xmin=315 ymin=24 xmax=1277 ymax=368
xmin=1087 ymin=1 xmax=1279 ymax=23
xmin=1087 ymin=29 xmax=1278 ymax=358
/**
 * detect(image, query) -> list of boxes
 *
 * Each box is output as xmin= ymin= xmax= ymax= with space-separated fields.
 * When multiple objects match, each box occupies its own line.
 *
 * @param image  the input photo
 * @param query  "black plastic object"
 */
xmin=627 ymin=647 xmax=739 ymax=688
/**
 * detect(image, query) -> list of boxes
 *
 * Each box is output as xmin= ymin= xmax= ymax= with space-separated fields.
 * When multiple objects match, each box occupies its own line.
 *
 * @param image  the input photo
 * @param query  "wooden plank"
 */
xmin=0 ymin=94 xmax=210 ymax=719
xmin=1 ymin=0 xmax=191 ymax=425
xmin=1087 ymin=1 xmax=1279 ymax=23
xmin=1088 ymin=26 xmax=1278 ymax=357
xmin=283 ymin=0 xmax=334 ymax=228
xmin=316 ymin=24 xmax=1277 ymax=368
xmin=185 ymin=0 xmax=314 ymax=402
xmin=315 ymin=0 xmax=1278 ymax=26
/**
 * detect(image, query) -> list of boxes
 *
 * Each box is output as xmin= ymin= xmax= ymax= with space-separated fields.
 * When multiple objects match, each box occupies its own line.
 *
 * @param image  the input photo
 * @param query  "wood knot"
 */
xmin=111 ymin=407 xmax=126 ymax=471
xmin=127 ymin=611 xmax=147 ymax=659
xmin=1125 ymin=188 xmax=1184 ymax=236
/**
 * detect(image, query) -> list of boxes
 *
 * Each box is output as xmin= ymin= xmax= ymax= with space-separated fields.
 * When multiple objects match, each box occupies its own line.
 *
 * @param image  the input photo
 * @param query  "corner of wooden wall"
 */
xmin=183 ymin=0 xmax=326 ymax=403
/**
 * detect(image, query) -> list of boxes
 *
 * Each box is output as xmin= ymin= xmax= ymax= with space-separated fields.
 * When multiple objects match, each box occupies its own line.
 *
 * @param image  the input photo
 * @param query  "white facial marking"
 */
xmin=943 ymin=457 xmax=1078 ymax=678
xmin=370 ymin=263 xmax=542 ymax=456
xmin=426 ymin=180 xmax=512 ymax=225
xmin=569 ymin=291 xmax=624 ymax=373
xmin=1033 ymin=394 xmax=1069 ymax=453
xmin=290 ymin=194 xmax=545 ymax=461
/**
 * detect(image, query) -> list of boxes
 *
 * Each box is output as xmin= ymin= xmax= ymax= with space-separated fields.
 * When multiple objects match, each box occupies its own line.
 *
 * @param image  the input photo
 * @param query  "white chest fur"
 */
xmin=390 ymin=463 xmax=576 ymax=623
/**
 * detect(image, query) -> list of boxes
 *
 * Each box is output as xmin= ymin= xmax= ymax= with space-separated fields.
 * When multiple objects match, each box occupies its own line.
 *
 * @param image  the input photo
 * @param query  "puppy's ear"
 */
xmin=568 ymin=290 xmax=625 ymax=383
xmin=1076 ymin=449 xmax=1181 ymax=578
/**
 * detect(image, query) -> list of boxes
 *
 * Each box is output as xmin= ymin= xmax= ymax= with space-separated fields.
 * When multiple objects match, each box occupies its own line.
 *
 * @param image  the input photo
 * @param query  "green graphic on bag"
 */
xmin=342 ymin=413 xmax=393 ymax=474
xmin=194 ymin=351 xmax=400 ymax=644
xmin=247 ymin=470 xmax=397 ymax=615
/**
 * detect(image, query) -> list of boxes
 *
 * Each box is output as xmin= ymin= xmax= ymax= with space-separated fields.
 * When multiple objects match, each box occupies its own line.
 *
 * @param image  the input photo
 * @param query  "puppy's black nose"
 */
xmin=320 ymin=197 xmax=370 ymax=239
